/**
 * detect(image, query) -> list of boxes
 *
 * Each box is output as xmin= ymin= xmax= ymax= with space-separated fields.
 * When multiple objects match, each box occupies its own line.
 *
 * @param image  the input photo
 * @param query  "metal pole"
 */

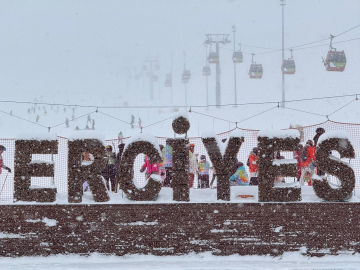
xmin=170 ymin=53 xmax=173 ymax=104
xmin=185 ymin=83 xmax=187 ymax=108
xmin=206 ymin=76 xmax=209 ymax=110
xmin=232 ymin=25 xmax=237 ymax=107
xmin=281 ymin=0 xmax=285 ymax=108
xmin=216 ymin=42 xmax=220 ymax=108
xmin=150 ymin=61 xmax=153 ymax=100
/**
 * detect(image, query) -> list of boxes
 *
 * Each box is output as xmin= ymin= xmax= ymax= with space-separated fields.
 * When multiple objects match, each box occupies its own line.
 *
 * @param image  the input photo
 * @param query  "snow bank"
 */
xmin=317 ymin=130 xmax=353 ymax=145
xmin=257 ymin=129 xmax=300 ymax=139
xmin=68 ymin=131 xmax=105 ymax=142
xmin=16 ymin=132 xmax=57 ymax=141
xmin=124 ymin=133 xmax=162 ymax=157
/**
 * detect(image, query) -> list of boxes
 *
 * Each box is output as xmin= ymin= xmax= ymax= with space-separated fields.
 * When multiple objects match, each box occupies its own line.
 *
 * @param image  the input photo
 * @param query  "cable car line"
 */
xmin=334 ymin=24 xmax=360 ymax=38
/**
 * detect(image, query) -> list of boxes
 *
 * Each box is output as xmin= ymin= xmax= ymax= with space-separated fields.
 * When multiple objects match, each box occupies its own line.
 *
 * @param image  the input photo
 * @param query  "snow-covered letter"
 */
xmin=257 ymin=130 xmax=301 ymax=202
xmin=201 ymin=130 xmax=244 ymax=201
xmin=118 ymin=133 xmax=163 ymax=201
xmin=68 ymin=135 xmax=109 ymax=203
xmin=14 ymin=134 xmax=58 ymax=202
xmin=312 ymin=131 xmax=355 ymax=201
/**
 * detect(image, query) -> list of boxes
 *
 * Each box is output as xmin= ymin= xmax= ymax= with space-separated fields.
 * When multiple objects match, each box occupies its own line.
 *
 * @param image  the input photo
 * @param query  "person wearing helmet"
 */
xmin=102 ymin=145 xmax=117 ymax=192
xmin=198 ymin=155 xmax=210 ymax=188
xmin=0 ymin=145 xmax=11 ymax=174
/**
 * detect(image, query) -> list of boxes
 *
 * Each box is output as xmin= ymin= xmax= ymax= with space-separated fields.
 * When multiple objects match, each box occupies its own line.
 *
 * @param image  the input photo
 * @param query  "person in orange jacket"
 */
xmin=299 ymin=140 xmax=316 ymax=186
xmin=248 ymin=147 xmax=259 ymax=185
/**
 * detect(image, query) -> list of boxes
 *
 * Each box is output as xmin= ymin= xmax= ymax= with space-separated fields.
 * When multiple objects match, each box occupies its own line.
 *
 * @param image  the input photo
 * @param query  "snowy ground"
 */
xmin=1 ymin=252 xmax=360 ymax=270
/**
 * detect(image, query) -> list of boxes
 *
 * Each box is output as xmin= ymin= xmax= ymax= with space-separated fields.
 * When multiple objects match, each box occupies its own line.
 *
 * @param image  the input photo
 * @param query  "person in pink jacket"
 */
xmin=140 ymin=156 xmax=159 ymax=179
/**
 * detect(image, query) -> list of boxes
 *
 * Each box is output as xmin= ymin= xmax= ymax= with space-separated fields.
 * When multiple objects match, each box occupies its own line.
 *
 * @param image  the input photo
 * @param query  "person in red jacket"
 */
xmin=299 ymin=140 xmax=316 ymax=186
xmin=248 ymin=147 xmax=259 ymax=185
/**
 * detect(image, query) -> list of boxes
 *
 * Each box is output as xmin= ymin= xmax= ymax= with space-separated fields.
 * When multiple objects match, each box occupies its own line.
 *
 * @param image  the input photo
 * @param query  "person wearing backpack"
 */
xmin=248 ymin=147 xmax=259 ymax=185
xmin=299 ymin=140 xmax=316 ymax=186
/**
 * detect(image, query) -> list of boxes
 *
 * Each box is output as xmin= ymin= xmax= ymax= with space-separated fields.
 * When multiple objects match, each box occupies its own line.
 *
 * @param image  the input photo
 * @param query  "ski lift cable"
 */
xmin=291 ymin=37 xmax=360 ymax=52
xmin=328 ymin=99 xmax=357 ymax=117
xmin=237 ymin=106 xmax=278 ymax=124
xmin=50 ymin=110 xmax=97 ymax=129
xmin=0 ymin=109 xmax=48 ymax=129
xmin=142 ymin=116 xmax=174 ymax=129
xmin=97 ymin=111 xmax=141 ymax=129
xmin=1 ymin=93 xmax=360 ymax=110
xmin=185 ymin=42 xmax=205 ymax=66
xmin=241 ymin=44 xmax=280 ymax=50
xmin=191 ymin=110 xmax=236 ymax=124
xmin=334 ymin=24 xmax=360 ymax=38
xmin=282 ymin=107 xmax=328 ymax=118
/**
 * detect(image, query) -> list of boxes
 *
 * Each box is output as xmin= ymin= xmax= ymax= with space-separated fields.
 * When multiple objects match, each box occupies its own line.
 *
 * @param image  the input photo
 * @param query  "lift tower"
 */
xmin=144 ymin=57 xmax=159 ymax=101
xmin=204 ymin=34 xmax=230 ymax=108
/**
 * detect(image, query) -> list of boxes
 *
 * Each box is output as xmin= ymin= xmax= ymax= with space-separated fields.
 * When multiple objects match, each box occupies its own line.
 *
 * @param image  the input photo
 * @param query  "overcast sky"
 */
xmin=0 ymin=0 xmax=359 ymax=106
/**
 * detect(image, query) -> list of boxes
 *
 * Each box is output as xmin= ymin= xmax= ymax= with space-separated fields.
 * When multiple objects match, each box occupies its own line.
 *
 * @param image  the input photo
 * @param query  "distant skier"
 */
xmin=84 ymin=124 xmax=90 ymax=130
xmin=65 ymin=118 xmax=69 ymax=128
xmin=44 ymin=110 xmax=47 ymax=116
xmin=72 ymin=107 xmax=75 ymax=113
xmin=10 ymin=111 xmax=12 ymax=116
xmin=36 ymin=115 xmax=39 ymax=123
xmin=75 ymin=126 xmax=80 ymax=130
xmin=64 ymin=107 xmax=66 ymax=113
xmin=131 ymin=115 xmax=135 ymax=129
xmin=92 ymin=119 xmax=95 ymax=130
xmin=72 ymin=113 xmax=75 ymax=121
xmin=118 ymin=131 xmax=123 ymax=144
xmin=27 ymin=108 xmax=31 ymax=114
xmin=87 ymin=115 xmax=91 ymax=123
xmin=138 ymin=118 xmax=142 ymax=128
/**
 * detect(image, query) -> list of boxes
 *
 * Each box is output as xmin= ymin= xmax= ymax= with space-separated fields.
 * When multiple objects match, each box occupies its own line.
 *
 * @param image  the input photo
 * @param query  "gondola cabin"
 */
xmin=233 ymin=51 xmax=243 ymax=63
xmin=324 ymin=50 xmax=346 ymax=72
xmin=249 ymin=64 xmax=263 ymax=79
xmin=165 ymin=73 xmax=172 ymax=87
xmin=181 ymin=77 xmax=189 ymax=84
xmin=182 ymin=69 xmax=191 ymax=80
xmin=165 ymin=79 xmax=172 ymax=87
xmin=202 ymin=66 xmax=211 ymax=76
xmin=208 ymin=52 xmax=219 ymax=64
xmin=282 ymin=59 xmax=296 ymax=75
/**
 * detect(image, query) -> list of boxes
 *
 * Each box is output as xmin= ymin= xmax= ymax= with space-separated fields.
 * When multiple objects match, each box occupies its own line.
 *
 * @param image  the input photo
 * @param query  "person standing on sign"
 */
xmin=0 ymin=146 xmax=11 ymax=175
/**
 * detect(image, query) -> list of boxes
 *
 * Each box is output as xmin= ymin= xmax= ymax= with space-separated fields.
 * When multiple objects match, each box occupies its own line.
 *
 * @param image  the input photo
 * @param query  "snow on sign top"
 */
xmin=202 ymin=129 xmax=244 ymax=156
xmin=317 ymin=130 xmax=352 ymax=145
xmin=257 ymin=129 xmax=300 ymax=139
xmin=173 ymin=110 xmax=189 ymax=120
xmin=124 ymin=133 xmax=162 ymax=156
xmin=16 ymin=132 xmax=57 ymax=141
xmin=229 ymin=129 xmax=244 ymax=138
xmin=68 ymin=131 xmax=105 ymax=142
